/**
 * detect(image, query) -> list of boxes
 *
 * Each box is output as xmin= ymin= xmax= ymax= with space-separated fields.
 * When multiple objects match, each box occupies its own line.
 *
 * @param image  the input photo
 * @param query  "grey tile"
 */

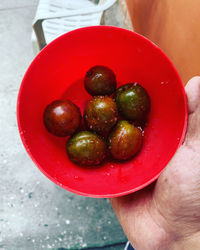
xmin=0 ymin=0 xmax=38 ymax=10
xmin=0 ymin=7 xmax=37 ymax=92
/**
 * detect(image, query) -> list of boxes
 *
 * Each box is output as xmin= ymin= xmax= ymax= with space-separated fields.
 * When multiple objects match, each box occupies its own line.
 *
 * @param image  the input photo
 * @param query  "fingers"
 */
xmin=185 ymin=76 xmax=200 ymax=114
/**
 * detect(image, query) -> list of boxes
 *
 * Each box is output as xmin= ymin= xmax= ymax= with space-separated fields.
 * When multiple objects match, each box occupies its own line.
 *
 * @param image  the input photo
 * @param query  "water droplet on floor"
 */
xmin=65 ymin=219 xmax=70 ymax=225
xmin=7 ymin=202 xmax=12 ymax=207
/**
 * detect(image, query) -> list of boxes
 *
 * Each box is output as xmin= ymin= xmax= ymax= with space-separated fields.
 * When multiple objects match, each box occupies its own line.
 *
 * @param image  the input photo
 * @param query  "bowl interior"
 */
xmin=17 ymin=26 xmax=187 ymax=197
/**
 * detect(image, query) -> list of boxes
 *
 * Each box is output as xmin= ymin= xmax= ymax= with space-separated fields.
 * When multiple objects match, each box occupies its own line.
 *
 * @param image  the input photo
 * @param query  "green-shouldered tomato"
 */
xmin=114 ymin=83 xmax=150 ymax=122
xmin=66 ymin=131 xmax=106 ymax=166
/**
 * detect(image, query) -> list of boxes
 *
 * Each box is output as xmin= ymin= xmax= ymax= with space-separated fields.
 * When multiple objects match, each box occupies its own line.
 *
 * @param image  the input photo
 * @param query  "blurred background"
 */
xmin=0 ymin=0 xmax=199 ymax=249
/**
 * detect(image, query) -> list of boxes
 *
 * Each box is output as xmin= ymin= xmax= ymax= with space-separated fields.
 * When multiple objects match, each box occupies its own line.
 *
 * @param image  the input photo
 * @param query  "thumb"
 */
xmin=185 ymin=76 xmax=200 ymax=114
xmin=184 ymin=76 xmax=200 ymax=146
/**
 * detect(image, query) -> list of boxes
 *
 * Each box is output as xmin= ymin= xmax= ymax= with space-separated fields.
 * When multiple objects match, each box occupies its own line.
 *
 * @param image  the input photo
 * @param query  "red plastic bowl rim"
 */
xmin=16 ymin=26 xmax=188 ymax=198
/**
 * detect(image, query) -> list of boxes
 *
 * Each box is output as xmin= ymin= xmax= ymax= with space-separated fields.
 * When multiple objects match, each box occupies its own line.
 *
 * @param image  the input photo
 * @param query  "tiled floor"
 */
xmin=0 ymin=1 xmax=127 ymax=250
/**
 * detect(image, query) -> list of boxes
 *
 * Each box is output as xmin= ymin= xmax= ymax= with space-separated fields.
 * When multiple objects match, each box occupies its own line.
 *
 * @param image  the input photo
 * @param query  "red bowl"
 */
xmin=17 ymin=26 xmax=187 ymax=198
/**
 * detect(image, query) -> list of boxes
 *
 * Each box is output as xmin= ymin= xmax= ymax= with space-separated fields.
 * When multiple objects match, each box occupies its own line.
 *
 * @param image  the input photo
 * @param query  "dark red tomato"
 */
xmin=108 ymin=120 xmax=143 ymax=161
xmin=43 ymin=100 xmax=81 ymax=137
xmin=84 ymin=65 xmax=116 ymax=96
xmin=84 ymin=96 xmax=118 ymax=135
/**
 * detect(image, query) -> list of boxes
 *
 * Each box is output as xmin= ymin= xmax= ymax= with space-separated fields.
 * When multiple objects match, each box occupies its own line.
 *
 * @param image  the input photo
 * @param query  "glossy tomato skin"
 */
xmin=114 ymin=83 xmax=150 ymax=122
xmin=43 ymin=100 xmax=81 ymax=137
xmin=66 ymin=131 xmax=107 ymax=166
xmin=84 ymin=65 xmax=116 ymax=96
xmin=84 ymin=96 xmax=118 ymax=136
xmin=108 ymin=120 xmax=143 ymax=161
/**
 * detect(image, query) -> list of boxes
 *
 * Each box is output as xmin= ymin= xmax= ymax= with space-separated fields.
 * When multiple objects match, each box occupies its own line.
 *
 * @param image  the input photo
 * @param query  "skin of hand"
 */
xmin=110 ymin=76 xmax=200 ymax=250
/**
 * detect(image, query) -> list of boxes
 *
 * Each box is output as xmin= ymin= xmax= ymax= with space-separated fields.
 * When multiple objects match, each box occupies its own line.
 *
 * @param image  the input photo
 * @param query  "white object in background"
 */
xmin=32 ymin=0 xmax=117 ymax=55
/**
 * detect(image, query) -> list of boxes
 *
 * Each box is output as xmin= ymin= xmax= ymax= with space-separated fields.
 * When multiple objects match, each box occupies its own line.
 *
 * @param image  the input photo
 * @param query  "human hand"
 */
xmin=110 ymin=77 xmax=200 ymax=250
